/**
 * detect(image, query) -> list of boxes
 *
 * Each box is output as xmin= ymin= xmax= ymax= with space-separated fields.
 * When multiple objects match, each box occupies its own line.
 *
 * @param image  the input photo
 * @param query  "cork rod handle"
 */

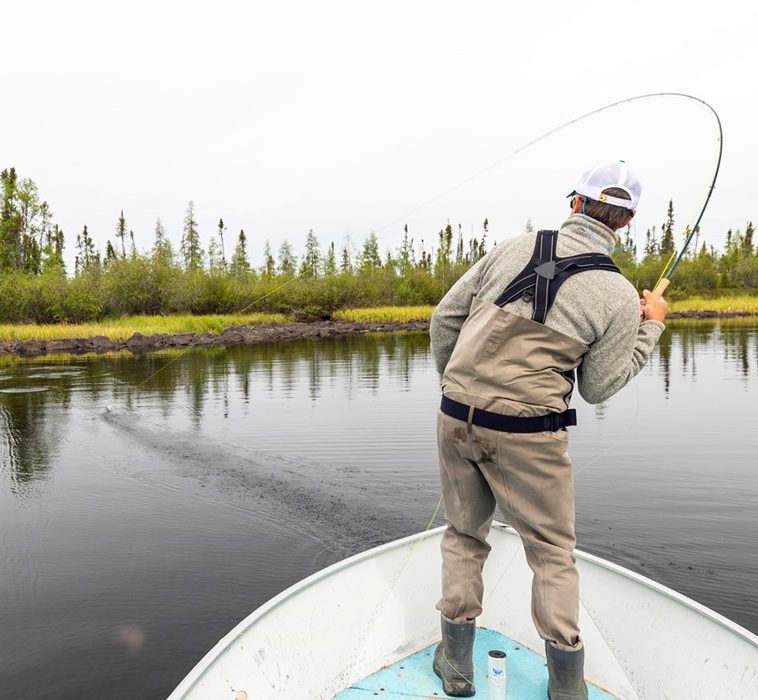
xmin=652 ymin=278 xmax=670 ymax=299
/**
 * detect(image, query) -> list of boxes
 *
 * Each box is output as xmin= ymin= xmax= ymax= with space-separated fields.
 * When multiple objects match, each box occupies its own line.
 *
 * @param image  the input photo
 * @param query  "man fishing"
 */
xmin=429 ymin=161 xmax=668 ymax=699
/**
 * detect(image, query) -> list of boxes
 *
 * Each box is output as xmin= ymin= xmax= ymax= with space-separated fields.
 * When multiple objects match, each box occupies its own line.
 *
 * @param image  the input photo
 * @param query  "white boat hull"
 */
xmin=169 ymin=523 xmax=758 ymax=699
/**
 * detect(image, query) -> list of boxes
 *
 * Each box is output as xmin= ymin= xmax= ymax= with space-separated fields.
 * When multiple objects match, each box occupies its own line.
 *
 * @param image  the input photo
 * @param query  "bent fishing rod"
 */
xmin=646 ymin=96 xmax=723 ymax=298
xmin=379 ymin=91 xmax=723 ymax=301
xmin=133 ymin=93 xmax=722 ymax=389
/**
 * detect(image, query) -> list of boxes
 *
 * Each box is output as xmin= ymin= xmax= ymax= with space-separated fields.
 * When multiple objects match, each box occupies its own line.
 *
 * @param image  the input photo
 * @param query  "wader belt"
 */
xmin=494 ymin=229 xmax=621 ymax=324
xmin=440 ymin=395 xmax=577 ymax=433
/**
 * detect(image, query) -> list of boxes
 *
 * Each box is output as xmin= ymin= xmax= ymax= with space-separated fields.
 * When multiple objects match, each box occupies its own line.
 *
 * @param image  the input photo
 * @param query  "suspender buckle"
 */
xmin=549 ymin=409 xmax=577 ymax=430
xmin=492 ymin=229 xmax=621 ymax=324
xmin=534 ymin=259 xmax=557 ymax=280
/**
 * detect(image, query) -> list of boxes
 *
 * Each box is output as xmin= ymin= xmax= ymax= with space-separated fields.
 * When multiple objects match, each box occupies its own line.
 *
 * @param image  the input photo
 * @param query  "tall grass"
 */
xmin=1 ymin=298 xmax=757 ymax=345
xmin=332 ymin=306 xmax=435 ymax=323
xmin=668 ymin=296 xmax=758 ymax=314
xmin=0 ymin=313 xmax=290 ymax=342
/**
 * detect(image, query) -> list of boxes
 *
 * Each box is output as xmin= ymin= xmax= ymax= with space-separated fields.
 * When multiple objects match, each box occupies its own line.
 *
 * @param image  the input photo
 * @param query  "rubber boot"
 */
xmin=432 ymin=615 xmax=476 ymax=697
xmin=545 ymin=641 xmax=588 ymax=700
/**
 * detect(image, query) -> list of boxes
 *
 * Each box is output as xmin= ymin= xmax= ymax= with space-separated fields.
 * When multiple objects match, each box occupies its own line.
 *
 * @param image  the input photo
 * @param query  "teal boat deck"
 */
xmin=335 ymin=629 xmax=616 ymax=699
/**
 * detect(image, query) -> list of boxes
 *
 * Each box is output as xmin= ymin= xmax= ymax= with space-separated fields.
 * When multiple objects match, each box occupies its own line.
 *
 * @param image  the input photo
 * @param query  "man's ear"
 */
xmin=621 ymin=210 xmax=636 ymax=228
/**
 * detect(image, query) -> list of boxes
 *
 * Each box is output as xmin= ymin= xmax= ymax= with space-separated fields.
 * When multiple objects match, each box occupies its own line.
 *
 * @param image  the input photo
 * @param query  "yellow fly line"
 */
xmin=653 ymin=249 xmax=677 ymax=294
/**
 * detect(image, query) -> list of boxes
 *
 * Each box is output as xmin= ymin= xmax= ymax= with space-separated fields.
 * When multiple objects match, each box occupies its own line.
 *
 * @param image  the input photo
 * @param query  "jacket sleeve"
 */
xmin=577 ymin=297 xmax=665 ymax=404
xmin=429 ymin=253 xmax=489 ymax=375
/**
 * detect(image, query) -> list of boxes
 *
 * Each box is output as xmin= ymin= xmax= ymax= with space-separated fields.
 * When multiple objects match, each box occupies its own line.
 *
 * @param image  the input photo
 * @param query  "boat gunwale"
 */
xmin=169 ymin=521 xmax=758 ymax=697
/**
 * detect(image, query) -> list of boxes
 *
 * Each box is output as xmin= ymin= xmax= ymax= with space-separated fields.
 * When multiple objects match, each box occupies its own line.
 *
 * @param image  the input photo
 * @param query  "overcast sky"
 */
xmin=4 ymin=1 xmax=757 ymax=266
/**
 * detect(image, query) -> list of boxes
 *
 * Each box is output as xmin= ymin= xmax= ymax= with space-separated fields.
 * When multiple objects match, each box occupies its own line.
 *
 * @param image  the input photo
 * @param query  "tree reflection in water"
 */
xmin=0 ymin=323 xmax=755 ymax=493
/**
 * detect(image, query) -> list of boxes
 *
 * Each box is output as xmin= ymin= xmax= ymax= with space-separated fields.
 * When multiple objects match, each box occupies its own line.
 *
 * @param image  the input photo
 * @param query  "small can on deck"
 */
xmin=488 ymin=649 xmax=507 ymax=699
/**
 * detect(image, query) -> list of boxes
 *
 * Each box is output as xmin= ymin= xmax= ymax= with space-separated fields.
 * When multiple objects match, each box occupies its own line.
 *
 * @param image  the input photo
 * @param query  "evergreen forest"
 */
xmin=1 ymin=167 xmax=757 ymax=324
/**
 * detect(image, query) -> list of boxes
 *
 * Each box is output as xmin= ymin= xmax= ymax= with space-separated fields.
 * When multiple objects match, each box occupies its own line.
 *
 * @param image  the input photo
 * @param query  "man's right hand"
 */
xmin=641 ymin=289 xmax=668 ymax=323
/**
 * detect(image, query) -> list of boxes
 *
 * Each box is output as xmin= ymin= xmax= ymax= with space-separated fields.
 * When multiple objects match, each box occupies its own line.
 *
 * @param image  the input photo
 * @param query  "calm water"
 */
xmin=1 ymin=322 xmax=757 ymax=699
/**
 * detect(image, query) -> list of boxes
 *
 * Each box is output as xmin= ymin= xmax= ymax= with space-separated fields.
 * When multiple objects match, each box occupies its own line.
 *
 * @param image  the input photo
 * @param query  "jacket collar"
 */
xmin=559 ymin=214 xmax=617 ymax=254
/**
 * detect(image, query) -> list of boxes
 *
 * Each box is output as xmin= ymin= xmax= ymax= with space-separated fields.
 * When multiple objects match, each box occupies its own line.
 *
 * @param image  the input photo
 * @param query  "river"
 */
xmin=1 ymin=320 xmax=756 ymax=699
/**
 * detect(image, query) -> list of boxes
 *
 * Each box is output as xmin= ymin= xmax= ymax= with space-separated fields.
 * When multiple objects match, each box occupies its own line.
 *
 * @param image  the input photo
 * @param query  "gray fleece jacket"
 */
xmin=430 ymin=214 xmax=664 ymax=404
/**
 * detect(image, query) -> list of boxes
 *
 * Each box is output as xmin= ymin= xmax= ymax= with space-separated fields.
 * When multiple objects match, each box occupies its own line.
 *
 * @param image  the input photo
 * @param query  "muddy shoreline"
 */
xmin=1 ymin=311 xmax=755 ymax=358
xmin=0 ymin=320 xmax=431 ymax=358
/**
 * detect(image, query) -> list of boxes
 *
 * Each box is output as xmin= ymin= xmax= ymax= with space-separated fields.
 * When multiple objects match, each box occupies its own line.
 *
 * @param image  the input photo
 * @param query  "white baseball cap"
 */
xmin=571 ymin=160 xmax=641 ymax=210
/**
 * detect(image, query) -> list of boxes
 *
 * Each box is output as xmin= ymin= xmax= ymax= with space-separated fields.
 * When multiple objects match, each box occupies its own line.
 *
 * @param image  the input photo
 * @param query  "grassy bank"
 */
xmin=332 ymin=306 xmax=435 ymax=323
xmin=1 ymin=297 xmax=757 ymax=344
xmin=334 ymin=297 xmax=758 ymax=322
xmin=0 ymin=313 xmax=290 ymax=342
xmin=666 ymin=296 xmax=758 ymax=314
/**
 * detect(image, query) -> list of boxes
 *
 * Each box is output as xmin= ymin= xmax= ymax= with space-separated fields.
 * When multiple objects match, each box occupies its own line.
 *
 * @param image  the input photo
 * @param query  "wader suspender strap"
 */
xmin=441 ymin=229 xmax=619 ymax=432
xmin=493 ymin=229 xmax=621 ymax=324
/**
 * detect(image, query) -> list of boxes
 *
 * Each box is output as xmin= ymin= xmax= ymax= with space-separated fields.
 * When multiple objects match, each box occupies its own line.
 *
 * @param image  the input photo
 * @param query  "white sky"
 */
xmin=4 ymin=1 xmax=757 ymax=266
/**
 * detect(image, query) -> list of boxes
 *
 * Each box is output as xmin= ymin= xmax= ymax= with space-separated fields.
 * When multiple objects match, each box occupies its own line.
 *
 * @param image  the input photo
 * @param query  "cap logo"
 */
xmin=598 ymin=193 xmax=608 ymax=203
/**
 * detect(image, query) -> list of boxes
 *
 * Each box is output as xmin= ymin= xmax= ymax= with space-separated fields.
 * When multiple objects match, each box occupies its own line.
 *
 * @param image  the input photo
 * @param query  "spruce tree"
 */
xmin=207 ymin=219 xmax=225 ymax=272
xmin=278 ymin=240 xmax=296 ymax=275
xmin=116 ymin=210 xmax=128 ymax=259
xmin=323 ymin=241 xmax=337 ymax=276
xmin=74 ymin=233 xmax=81 ymax=274
xmin=399 ymin=225 xmax=413 ymax=274
xmin=42 ymin=224 xmax=65 ymax=272
xmin=479 ymin=218 xmax=489 ymax=259
xmin=262 ymin=240 xmax=276 ymax=277
xmin=152 ymin=217 xmax=173 ymax=264
xmin=467 ymin=234 xmax=479 ymax=264
xmin=207 ymin=237 xmax=223 ymax=272
xmin=217 ymin=218 xmax=227 ymax=270
xmin=21 ymin=233 xmax=41 ymax=274
xmin=644 ymin=226 xmax=658 ymax=259
xmin=435 ymin=223 xmax=453 ymax=275
xmin=384 ymin=248 xmax=396 ymax=273
xmin=230 ymin=229 xmax=250 ymax=276
xmin=300 ymin=229 xmax=321 ymax=278
xmin=660 ymin=200 xmax=675 ymax=256
xmin=623 ymin=224 xmax=633 ymax=253
xmin=340 ymin=234 xmax=353 ymax=272
xmin=105 ymin=240 xmax=118 ymax=265
xmin=418 ymin=238 xmax=429 ymax=269
xmin=80 ymin=225 xmax=98 ymax=271
xmin=180 ymin=201 xmax=204 ymax=271
xmin=359 ymin=232 xmax=382 ymax=270
xmin=74 ymin=225 xmax=98 ymax=273
xmin=743 ymin=221 xmax=754 ymax=256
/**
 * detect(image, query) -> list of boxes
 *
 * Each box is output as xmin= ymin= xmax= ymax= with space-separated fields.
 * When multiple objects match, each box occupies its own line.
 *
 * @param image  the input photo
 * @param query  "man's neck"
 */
xmin=560 ymin=214 xmax=617 ymax=254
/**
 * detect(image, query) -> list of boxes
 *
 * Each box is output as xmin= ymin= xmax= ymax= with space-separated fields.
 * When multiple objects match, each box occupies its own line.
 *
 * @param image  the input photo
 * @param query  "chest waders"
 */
xmin=440 ymin=229 xmax=620 ymax=431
